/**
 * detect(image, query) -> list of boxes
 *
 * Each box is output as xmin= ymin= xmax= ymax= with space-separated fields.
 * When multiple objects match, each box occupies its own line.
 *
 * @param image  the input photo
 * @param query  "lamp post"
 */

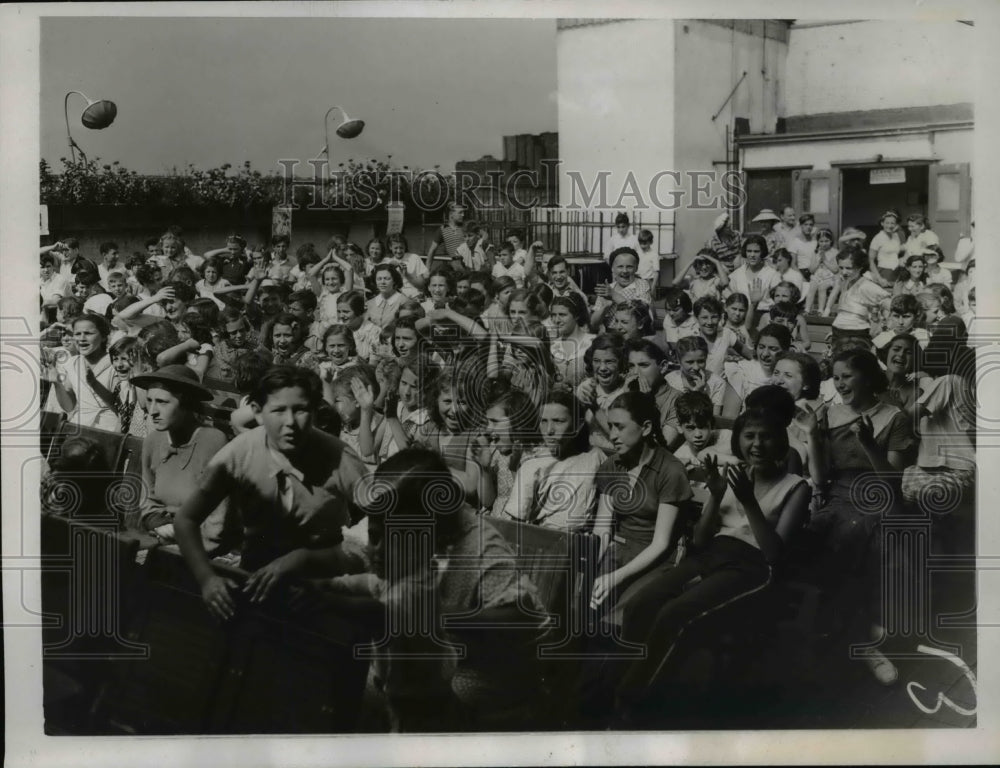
xmin=64 ymin=91 xmax=117 ymax=164
xmin=312 ymin=105 xmax=364 ymax=206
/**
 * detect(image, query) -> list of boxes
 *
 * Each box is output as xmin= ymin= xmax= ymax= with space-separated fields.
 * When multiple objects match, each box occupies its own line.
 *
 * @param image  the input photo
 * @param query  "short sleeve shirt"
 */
xmin=595 ymin=446 xmax=692 ymax=548
xmin=202 ymin=426 xmax=369 ymax=571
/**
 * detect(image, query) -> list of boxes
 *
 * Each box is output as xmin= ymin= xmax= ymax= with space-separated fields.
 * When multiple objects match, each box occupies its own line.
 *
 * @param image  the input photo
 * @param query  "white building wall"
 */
xmin=785 ymin=20 xmax=974 ymax=115
xmin=556 ymin=19 xmax=676 ymax=256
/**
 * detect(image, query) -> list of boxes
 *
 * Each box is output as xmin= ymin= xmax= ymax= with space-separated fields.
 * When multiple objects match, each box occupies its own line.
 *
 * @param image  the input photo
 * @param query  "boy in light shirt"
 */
xmin=636 ymin=229 xmax=660 ymax=283
xmin=491 ymin=242 xmax=526 ymax=288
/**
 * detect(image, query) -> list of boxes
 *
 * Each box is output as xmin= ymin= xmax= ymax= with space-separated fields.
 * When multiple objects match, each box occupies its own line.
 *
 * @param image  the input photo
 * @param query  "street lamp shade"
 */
xmin=81 ymin=99 xmax=118 ymax=129
xmin=336 ymin=117 xmax=365 ymax=139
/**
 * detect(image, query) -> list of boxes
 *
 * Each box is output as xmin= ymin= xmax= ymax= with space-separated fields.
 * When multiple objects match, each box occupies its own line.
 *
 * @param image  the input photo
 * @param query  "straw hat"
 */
xmin=751 ymin=209 xmax=781 ymax=223
xmin=838 ymin=227 xmax=868 ymax=244
xmin=131 ymin=364 xmax=213 ymax=401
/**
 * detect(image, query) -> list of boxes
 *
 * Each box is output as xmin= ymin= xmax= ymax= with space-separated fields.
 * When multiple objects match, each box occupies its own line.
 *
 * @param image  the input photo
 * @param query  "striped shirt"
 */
xmin=433 ymin=224 xmax=466 ymax=262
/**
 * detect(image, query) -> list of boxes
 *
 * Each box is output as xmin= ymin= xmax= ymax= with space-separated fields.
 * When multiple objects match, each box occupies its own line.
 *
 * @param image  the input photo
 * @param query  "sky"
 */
xmin=40 ymin=17 xmax=557 ymax=175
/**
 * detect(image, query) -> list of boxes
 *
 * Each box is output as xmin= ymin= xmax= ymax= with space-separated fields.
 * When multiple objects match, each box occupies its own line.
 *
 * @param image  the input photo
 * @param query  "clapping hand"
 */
xmin=350 ymin=377 xmax=376 ymax=412
xmin=726 ymin=463 xmax=756 ymax=506
xmin=748 ymin=278 xmax=765 ymax=305
xmin=702 ymin=454 xmax=728 ymax=500
xmin=851 ymin=414 xmax=877 ymax=448
xmin=684 ymin=367 xmax=707 ymax=392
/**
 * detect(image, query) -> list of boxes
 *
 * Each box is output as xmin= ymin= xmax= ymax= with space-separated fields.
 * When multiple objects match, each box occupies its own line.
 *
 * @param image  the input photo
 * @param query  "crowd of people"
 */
xmin=39 ymin=200 xmax=977 ymax=730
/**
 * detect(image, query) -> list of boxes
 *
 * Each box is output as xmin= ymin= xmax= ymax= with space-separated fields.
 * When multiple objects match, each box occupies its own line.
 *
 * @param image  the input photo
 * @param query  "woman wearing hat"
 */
xmin=134 ymin=365 xmax=231 ymax=553
xmin=751 ymin=209 xmax=784 ymax=258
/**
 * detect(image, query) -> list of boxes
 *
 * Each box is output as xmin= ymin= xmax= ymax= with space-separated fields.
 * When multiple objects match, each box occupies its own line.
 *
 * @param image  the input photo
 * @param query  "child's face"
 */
xmin=322 ymin=269 xmax=342 ymax=292
xmin=612 ymin=256 xmax=637 ymax=285
xmin=390 ymin=241 xmax=406 ymax=260
xmin=884 ymin=338 xmax=915 ymax=378
xmin=61 ymin=329 xmax=77 ymax=354
xmin=800 ymin=220 xmax=815 ymax=238
xmin=681 ymin=421 xmax=712 ymax=453
xmin=725 ymin=302 xmax=747 ymax=326
xmin=667 ymin=303 xmax=689 ymax=325
xmin=325 ymin=333 xmax=351 ymax=364
xmin=817 ymin=234 xmax=833 ymax=250
xmin=428 ymin=276 xmax=449 ymax=301
xmin=509 ymin=235 xmax=523 ymax=251
xmin=925 ymin=252 xmax=941 ymax=268
xmin=772 ymin=315 xmax=795 ymax=332
xmin=591 ymin=348 xmax=622 ymax=389
xmin=639 ymin=239 xmax=653 ymax=252
xmin=203 ymin=265 xmax=219 ymax=284
xmin=456 ymin=278 xmax=470 ymax=294
xmin=680 ymin=349 xmax=707 ymax=379
xmin=497 ymin=286 xmax=514 ymax=309
xmin=610 ymin=309 xmax=638 ymax=336
xmin=337 ymin=305 xmax=358 ymax=325
xmin=465 ymin=232 xmax=479 ymax=248
xmin=375 ymin=270 xmax=395 ymax=295
xmin=548 ymin=262 xmax=570 ymax=289
xmin=111 ymin=353 xmax=133 ymax=376
xmin=907 ymin=259 xmax=925 ymax=280
xmin=549 ymin=305 xmax=576 ymax=337
xmin=437 ymin=385 xmax=464 ymax=432
xmin=539 ymin=403 xmax=574 ymax=451
xmin=696 ymin=261 xmax=714 ymax=278
xmin=256 ymin=386 xmax=313 ymax=454
xmin=41 ymin=262 xmax=53 ymax=281
xmin=499 ymin=249 xmax=514 ymax=268
xmin=260 ymin=292 xmax=283 ymax=316
xmin=744 ymin=242 xmax=764 ymax=267
xmin=739 ymin=420 xmax=781 ymax=468
xmin=755 ymin=335 xmax=783 ymax=372
xmin=908 ymin=219 xmax=926 ymax=236
xmin=882 ymin=216 xmax=899 ymax=234
xmin=628 ymin=350 xmax=664 ymax=389
xmin=484 ymin=403 xmax=516 ymax=455
xmin=107 ymin=275 xmax=127 ymax=297
xmin=176 ymin=323 xmax=191 ymax=343
xmin=616 ymin=223 xmax=629 ymax=237
xmin=272 ymin=242 xmax=288 ymax=259
xmin=368 ymin=242 xmax=384 ymax=261
xmin=696 ymin=308 xmax=720 ymax=336
xmin=607 ymin=408 xmax=648 ymax=456
xmin=394 ymin=327 xmax=417 ymax=357
xmin=889 ymin=311 xmax=916 ymax=334
xmin=838 ymin=258 xmax=860 ymax=282
xmin=272 ymin=323 xmax=295 ymax=354
xmin=832 ymin=360 xmax=868 ymax=407
xmin=332 ymin=388 xmax=360 ymax=426
xmin=288 ymin=301 xmax=312 ymax=324
xmin=774 ymin=256 xmax=792 ymax=273
xmin=772 ymin=358 xmax=804 ymax=399
xmin=397 ymin=367 xmax=419 ymax=408
xmin=509 ymin=300 xmax=531 ymax=325
xmin=72 ymin=281 xmax=90 ymax=300
xmin=923 ymin=300 xmax=944 ymax=324
xmin=227 ymin=322 xmax=249 ymax=347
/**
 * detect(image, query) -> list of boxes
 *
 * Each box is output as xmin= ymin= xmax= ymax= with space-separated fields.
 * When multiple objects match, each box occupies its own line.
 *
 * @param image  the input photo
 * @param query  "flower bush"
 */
xmin=40 ymin=156 xmax=455 ymax=211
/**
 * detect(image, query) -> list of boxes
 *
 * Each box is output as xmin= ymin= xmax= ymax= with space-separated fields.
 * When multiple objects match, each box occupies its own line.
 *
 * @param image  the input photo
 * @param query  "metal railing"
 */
xmin=421 ymin=207 xmax=676 ymax=260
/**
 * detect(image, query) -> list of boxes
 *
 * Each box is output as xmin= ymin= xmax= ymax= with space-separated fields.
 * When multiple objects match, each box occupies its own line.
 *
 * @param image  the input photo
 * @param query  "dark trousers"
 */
xmin=616 ymin=536 xmax=771 ymax=702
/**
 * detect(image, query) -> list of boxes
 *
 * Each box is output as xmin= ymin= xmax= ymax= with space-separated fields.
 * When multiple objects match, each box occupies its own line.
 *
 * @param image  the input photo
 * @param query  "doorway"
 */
xmin=840 ymin=165 xmax=929 ymax=244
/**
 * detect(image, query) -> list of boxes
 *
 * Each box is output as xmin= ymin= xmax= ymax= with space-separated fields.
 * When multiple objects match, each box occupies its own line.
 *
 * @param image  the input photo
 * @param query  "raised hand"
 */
xmin=726 ymin=463 xmax=756 ymax=506
xmin=350 ymin=378 xmax=376 ymax=412
xmin=851 ymin=414 xmax=877 ymax=449
xmin=702 ymin=454 xmax=728 ymax=500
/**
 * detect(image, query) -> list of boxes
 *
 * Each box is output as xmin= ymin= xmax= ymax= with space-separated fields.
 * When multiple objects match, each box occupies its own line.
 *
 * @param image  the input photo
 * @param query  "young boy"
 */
xmin=671 ymin=391 xmax=736 ymax=476
xmin=661 ymin=286 xmax=699 ymax=348
xmin=665 ymin=336 xmax=729 ymax=416
xmin=691 ymin=295 xmax=752 ymax=377
xmin=873 ymin=294 xmax=929 ymax=351
xmin=636 ymin=229 xmax=660 ymax=284
xmin=288 ymin=289 xmax=320 ymax=352
xmin=456 ymin=221 xmax=487 ymax=272
xmin=266 ymin=234 xmax=294 ymax=283
xmin=174 ymin=366 xmax=370 ymax=620
xmin=491 ymin=242 xmax=526 ymax=288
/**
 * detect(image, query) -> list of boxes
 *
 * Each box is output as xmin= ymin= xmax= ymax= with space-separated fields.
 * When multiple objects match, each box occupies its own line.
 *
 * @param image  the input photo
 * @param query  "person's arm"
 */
xmin=427 ymin=307 xmax=489 ymax=339
xmin=352 ymin=378 xmax=379 ymax=463
xmin=524 ymin=241 xmax=542 ymax=281
xmin=590 ymin=491 xmax=614 ymax=564
xmin=796 ymin=314 xmax=811 ymax=351
xmin=822 ymin=280 xmax=841 ymax=317
xmin=486 ymin=332 xmax=501 ymax=380
xmin=693 ymin=456 xmax=727 ymax=548
xmin=328 ymin=252 xmax=356 ymax=293
xmin=592 ymin=501 xmax=679 ymax=607
xmin=470 ymin=436 xmax=497 ymax=510
xmin=727 ymin=465 xmax=810 ymax=564
xmin=203 ymin=247 xmax=230 ymax=260
xmin=116 ymin=285 xmax=173 ymax=329
xmin=703 ymin=253 xmax=731 ymax=290
xmin=138 ymin=439 xmax=176 ymax=534
xmin=40 ymin=242 xmax=65 ymax=255
xmin=174 ymin=462 xmax=239 ymax=620
xmin=44 ymin=356 xmax=77 ymax=414
xmin=156 ymin=338 xmax=199 ymax=367
xmin=853 ymin=415 xmax=907 ymax=474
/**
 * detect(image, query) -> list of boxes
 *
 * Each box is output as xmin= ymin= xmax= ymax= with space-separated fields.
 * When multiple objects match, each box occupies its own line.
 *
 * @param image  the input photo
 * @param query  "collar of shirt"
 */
xmin=162 ymin=427 xmax=201 ymax=468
